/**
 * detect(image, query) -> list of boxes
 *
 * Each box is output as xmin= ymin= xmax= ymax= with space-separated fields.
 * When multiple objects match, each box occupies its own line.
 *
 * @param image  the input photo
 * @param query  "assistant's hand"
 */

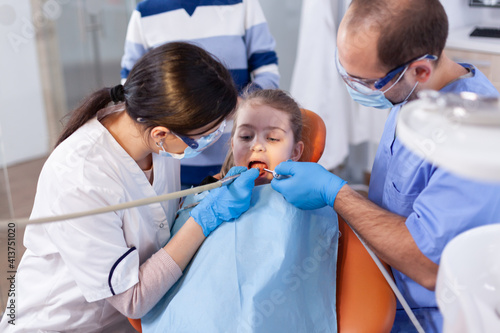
xmin=190 ymin=166 xmax=259 ymax=236
xmin=271 ymin=161 xmax=347 ymax=210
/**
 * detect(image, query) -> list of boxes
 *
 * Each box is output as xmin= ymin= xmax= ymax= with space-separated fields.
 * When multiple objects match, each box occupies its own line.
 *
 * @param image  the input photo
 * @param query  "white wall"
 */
xmin=441 ymin=0 xmax=500 ymax=29
xmin=260 ymin=0 xmax=302 ymax=91
xmin=0 ymin=0 xmax=49 ymax=166
xmin=259 ymin=0 xmax=345 ymax=91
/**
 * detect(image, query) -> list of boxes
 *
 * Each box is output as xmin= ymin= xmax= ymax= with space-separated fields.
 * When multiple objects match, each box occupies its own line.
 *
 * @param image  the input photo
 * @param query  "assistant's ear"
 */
xmin=409 ymin=60 xmax=433 ymax=84
xmin=150 ymin=126 xmax=175 ymax=142
xmin=291 ymin=141 xmax=304 ymax=161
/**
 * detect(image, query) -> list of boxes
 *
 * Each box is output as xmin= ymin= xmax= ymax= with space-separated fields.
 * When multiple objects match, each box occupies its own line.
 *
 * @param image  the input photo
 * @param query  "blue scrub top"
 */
xmin=368 ymin=64 xmax=500 ymax=333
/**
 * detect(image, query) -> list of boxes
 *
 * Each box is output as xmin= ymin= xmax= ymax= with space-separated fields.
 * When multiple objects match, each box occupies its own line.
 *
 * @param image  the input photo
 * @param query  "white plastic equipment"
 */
xmin=436 ymin=224 xmax=500 ymax=333
xmin=397 ymin=90 xmax=500 ymax=182
xmin=397 ymin=90 xmax=500 ymax=332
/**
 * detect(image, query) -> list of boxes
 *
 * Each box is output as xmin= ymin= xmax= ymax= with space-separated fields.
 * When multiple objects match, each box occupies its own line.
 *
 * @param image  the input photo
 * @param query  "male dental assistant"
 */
xmin=271 ymin=0 xmax=500 ymax=332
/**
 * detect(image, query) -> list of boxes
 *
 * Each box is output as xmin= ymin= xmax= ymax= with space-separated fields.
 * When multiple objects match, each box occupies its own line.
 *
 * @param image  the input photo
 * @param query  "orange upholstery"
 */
xmin=129 ymin=318 xmax=142 ymax=332
xmin=337 ymin=215 xmax=397 ymax=332
xmin=128 ymin=110 xmax=395 ymax=333
xmin=299 ymin=109 xmax=326 ymax=163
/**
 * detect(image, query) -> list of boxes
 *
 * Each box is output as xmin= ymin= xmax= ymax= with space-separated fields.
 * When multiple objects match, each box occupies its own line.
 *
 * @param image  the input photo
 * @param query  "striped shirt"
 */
xmin=121 ymin=0 xmax=280 ymax=91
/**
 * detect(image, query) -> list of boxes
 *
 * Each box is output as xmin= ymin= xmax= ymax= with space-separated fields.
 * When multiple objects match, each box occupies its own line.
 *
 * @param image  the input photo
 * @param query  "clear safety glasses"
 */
xmin=335 ymin=48 xmax=438 ymax=96
xmin=173 ymin=119 xmax=226 ymax=152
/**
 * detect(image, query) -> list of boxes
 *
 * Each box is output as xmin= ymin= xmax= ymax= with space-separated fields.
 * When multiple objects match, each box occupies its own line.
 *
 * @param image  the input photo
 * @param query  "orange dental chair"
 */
xmin=128 ymin=109 xmax=396 ymax=332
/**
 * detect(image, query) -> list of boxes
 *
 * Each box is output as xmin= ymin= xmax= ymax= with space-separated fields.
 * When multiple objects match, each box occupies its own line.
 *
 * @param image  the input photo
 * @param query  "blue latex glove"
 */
xmin=190 ymin=166 xmax=259 ymax=236
xmin=271 ymin=161 xmax=347 ymax=210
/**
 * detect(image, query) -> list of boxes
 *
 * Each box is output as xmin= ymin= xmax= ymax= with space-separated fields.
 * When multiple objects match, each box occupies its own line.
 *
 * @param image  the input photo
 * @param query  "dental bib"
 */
xmin=142 ymin=185 xmax=339 ymax=333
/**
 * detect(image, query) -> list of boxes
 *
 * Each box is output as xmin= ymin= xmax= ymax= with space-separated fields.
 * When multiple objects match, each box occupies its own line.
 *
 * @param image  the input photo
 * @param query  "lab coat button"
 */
xmin=159 ymin=223 xmax=164 ymax=228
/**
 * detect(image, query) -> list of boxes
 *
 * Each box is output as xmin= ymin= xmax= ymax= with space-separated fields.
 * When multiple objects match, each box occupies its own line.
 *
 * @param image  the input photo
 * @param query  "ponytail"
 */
xmin=55 ymin=88 xmax=113 ymax=147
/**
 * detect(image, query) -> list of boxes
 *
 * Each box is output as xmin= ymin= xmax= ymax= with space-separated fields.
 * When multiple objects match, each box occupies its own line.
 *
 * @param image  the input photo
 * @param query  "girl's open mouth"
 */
xmin=248 ymin=161 xmax=268 ymax=177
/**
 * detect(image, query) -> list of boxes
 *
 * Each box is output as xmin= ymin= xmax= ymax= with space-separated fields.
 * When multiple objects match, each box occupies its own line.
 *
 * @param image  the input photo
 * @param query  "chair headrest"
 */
xmin=299 ymin=109 xmax=326 ymax=163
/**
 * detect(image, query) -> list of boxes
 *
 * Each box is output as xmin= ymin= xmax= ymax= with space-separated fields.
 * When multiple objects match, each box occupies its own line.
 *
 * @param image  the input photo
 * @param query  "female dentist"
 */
xmin=0 ymin=42 xmax=259 ymax=332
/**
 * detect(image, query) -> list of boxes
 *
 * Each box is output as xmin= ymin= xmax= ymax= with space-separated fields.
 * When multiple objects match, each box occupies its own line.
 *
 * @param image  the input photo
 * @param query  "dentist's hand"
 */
xmin=271 ymin=161 xmax=347 ymax=210
xmin=191 ymin=166 xmax=259 ymax=236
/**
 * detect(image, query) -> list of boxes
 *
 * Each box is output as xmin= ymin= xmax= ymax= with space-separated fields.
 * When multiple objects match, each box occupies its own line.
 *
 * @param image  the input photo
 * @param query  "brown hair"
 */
xmin=349 ymin=0 xmax=448 ymax=71
xmin=220 ymin=89 xmax=302 ymax=176
xmin=56 ymin=42 xmax=237 ymax=146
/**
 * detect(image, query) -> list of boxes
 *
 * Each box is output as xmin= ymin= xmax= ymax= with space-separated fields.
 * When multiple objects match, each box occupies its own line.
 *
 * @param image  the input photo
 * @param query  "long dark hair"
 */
xmin=56 ymin=42 xmax=237 ymax=146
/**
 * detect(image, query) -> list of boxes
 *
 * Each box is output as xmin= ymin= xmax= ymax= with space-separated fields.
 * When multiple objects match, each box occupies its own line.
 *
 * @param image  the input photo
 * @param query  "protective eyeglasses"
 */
xmin=335 ymin=48 xmax=437 ymax=95
xmin=173 ymin=119 xmax=226 ymax=151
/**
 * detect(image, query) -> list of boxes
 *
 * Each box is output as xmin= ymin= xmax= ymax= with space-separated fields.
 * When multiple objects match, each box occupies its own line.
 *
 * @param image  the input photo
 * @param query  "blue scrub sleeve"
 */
xmin=406 ymin=168 xmax=500 ymax=264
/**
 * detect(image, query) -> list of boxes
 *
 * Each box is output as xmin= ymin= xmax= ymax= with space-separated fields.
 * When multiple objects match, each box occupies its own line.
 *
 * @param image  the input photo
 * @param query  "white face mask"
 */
xmin=157 ymin=120 xmax=226 ymax=160
xmin=160 ymin=150 xmax=185 ymax=160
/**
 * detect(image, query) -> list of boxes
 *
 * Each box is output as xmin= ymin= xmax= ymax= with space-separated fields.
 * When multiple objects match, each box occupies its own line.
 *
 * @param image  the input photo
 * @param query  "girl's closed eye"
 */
xmin=236 ymin=128 xmax=254 ymax=141
xmin=267 ymin=130 xmax=284 ymax=142
xmin=239 ymin=133 xmax=253 ymax=141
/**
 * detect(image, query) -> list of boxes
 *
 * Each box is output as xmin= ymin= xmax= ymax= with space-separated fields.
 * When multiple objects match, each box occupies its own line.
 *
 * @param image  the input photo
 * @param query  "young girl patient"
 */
xmin=141 ymin=90 xmax=339 ymax=333
xmin=220 ymin=89 xmax=304 ymax=185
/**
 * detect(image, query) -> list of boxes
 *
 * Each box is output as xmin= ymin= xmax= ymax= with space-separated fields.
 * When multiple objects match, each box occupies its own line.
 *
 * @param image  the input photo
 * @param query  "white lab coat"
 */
xmin=290 ymin=0 xmax=387 ymax=170
xmin=0 ymin=115 xmax=180 ymax=332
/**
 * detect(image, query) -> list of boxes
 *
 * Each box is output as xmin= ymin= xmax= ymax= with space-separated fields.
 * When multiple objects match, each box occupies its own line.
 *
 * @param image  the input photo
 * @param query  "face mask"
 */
xmin=346 ymin=80 xmax=419 ymax=109
xmin=157 ymin=120 xmax=226 ymax=160
xmin=346 ymin=85 xmax=394 ymax=109
xmin=159 ymin=149 xmax=188 ymax=160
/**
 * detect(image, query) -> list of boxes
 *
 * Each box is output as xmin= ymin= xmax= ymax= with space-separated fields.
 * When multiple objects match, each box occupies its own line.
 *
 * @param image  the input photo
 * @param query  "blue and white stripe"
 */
xmin=121 ymin=0 xmax=279 ymax=91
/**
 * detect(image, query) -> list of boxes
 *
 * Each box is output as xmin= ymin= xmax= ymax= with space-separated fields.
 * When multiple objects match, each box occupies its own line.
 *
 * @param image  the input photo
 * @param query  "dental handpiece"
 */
xmin=0 ymin=173 xmax=242 ymax=229
xmin=263 ymin=168 xmax=291 ymax=180
xmin=218 ymin=173 xmax=241 ymax=186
